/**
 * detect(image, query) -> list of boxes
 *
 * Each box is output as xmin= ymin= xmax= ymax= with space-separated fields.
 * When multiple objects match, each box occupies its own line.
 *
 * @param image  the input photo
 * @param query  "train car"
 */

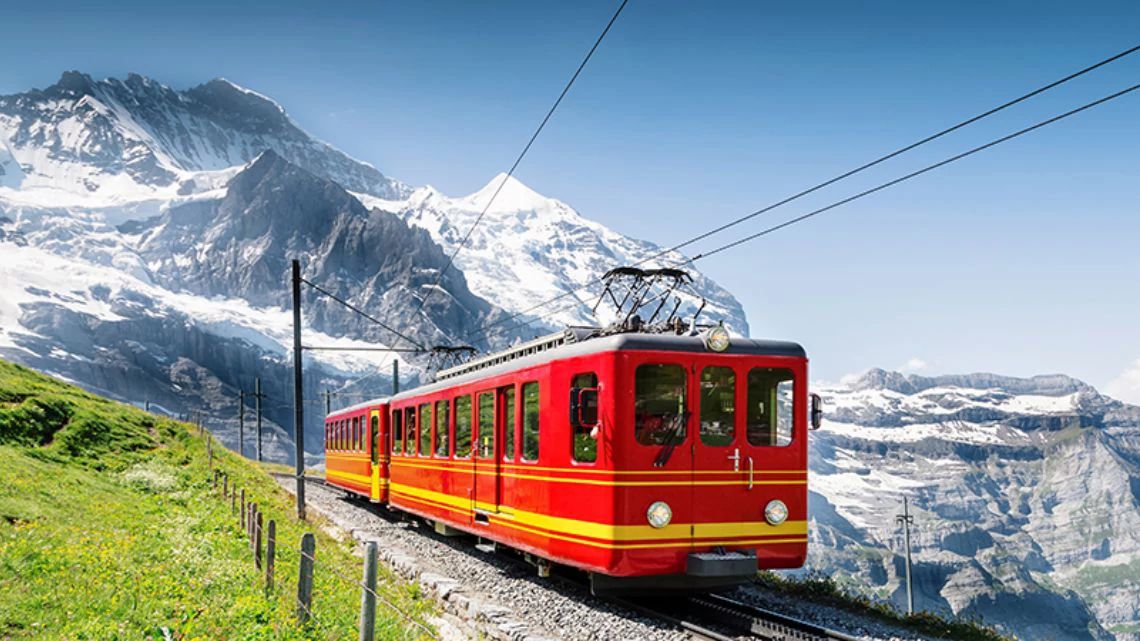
xmin=324 ymin=325 xmax=821 ymax=593
xmin=324 ymin=402 xmax=389 ymax=501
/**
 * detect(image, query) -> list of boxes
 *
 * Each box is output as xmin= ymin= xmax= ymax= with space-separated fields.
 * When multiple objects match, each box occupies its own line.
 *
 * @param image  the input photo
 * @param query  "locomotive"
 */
xmin=324 ymin=269 xmax=822 ymax=593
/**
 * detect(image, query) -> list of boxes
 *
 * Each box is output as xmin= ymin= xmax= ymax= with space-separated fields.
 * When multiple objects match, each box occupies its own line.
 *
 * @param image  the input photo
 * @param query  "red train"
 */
xmin=324 ymin=326 xmax=821 ymax=593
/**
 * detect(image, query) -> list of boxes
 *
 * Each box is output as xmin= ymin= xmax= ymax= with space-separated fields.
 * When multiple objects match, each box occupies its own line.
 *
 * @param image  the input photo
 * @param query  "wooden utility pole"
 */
xmin=255 ymin=377 xmax=263 ymax=462
xmin=239 ymin=390 xmax=246 ymax=458
xmin=291 ymin=259 xmax=306 ymax=520
xmin=392 ymin=360 xmax=399 ymax=395
xmin=896 ymin=496 xmax=915 ymax=614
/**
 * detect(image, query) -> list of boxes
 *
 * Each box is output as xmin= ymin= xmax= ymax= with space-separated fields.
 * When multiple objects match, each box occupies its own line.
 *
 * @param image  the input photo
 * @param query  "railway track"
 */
xmin=296 ymin=475 xmax=857 ymax=641
xmin=613 ymin=593 xmax=859 ymax=641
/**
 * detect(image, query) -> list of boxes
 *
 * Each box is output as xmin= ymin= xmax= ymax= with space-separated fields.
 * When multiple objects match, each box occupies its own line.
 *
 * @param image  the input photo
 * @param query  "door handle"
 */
xmin=747 ymin=456 xmax=754 ymax=491
xmin=727 ymin=447 xmax=741 ymax=472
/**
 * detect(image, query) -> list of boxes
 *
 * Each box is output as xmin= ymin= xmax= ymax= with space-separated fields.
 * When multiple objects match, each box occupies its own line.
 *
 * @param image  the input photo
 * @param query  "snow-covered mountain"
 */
xmin=0 ymin=71 xmax=408 ymax=200
xmin=809 ymin=369 xmax=1140 ymax=641
xmin=359 ymin=175 xmax=749 ymax=338
xmin=0 ymin=71 xmax=750 ymax=455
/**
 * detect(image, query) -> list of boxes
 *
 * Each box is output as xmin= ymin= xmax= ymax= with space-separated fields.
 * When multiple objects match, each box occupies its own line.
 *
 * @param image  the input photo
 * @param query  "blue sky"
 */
xmin=3 ymin=0 xmax=1139 ymax=397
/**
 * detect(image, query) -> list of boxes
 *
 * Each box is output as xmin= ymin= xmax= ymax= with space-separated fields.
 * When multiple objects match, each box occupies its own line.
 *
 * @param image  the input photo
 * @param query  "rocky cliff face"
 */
xmin=809 ymin=369 xmax=1140 ymax=641
xmin=0 ymin=72 xmax=408 ymax=199
xmin=135 ymin=151 xmax=497 ymax=350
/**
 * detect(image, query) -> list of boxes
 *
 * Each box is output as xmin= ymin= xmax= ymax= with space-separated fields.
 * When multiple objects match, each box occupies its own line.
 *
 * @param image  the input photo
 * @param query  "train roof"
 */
xmin=325 ymin=330 xmax=805 ymax=417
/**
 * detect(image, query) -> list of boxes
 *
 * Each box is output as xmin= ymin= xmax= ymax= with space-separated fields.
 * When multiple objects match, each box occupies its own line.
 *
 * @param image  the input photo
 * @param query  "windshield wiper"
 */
xmin=653 ymin=411 xmax=689 ymax=467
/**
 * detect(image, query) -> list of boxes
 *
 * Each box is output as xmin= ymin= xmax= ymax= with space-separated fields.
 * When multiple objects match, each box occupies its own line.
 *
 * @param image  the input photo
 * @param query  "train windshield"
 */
xmin=634 ymin=364 xmax=687 ymax=447
xmin=746 ymin=368 xmax=795 ymax=447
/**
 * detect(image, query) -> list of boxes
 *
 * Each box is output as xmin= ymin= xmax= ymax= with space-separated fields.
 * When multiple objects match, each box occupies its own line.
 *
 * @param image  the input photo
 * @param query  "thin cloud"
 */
xmin=898 ymin=357 xmax=928 ymax=373
xmin=1106 ymin=358 xmax=1140 ymax=405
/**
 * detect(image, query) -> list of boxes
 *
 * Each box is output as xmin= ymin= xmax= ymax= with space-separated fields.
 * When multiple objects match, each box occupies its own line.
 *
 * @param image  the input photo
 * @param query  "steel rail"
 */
xmin=691 ymin=593 xmax=861 ymax=641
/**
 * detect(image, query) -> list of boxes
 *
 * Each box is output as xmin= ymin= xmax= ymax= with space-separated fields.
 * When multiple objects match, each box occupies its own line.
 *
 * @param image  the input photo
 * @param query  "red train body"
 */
xmin=324 ymin=330 xmax=812 ymax=592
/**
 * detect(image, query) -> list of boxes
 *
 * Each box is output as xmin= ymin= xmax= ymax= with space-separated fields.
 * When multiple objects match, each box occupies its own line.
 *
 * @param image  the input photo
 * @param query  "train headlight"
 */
xmin=646 ymin=501 xmax=673 ymax=529
xmin=764 ymin=500 xmax=788 ymax=526
xmin=704 ymin=325 xmax=731 ymax=352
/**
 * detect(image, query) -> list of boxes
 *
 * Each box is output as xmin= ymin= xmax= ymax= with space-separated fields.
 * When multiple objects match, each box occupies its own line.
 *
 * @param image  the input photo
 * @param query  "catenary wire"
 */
xmin=300 ymin=277 xmax=425 ymax=350
xmin=677 ymin=82 xmax=1140 ymax=263
xmin=467 ymin=81 xmax=1140 ymax=344
xmin=353 ymin=0 xmax=630 ymax=395
xmin=456 ymin=42 xmax=1140 ymax=343
xmin=405 ymin=0 xmax=630 ymax=329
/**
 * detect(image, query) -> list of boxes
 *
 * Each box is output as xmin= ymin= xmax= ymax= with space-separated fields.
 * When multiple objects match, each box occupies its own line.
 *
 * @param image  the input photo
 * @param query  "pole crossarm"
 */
xmin=301 ymin=345 xmax=427 ymax=353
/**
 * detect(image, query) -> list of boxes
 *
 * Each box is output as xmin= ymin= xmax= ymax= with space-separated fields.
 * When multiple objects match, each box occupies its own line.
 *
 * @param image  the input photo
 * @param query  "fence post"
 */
xmin=251 ymin=504 xmax=259 ymax=549
xmin=359 ymin=541 xmax=378 ymax=641
xmin=254 ymin=510 xmax=263 ymax=570
xmin=297 ymin=533 xmax=316 ymax=623
xmin=240 ymin=490 xmax=246 ymax=530
xmin=223 ymin=473 xmax=228 ymax=498
xmin=266 ymin=520 xmax=276 ymax=596
xmin=231 ymin=485 xmax=236 ymax=514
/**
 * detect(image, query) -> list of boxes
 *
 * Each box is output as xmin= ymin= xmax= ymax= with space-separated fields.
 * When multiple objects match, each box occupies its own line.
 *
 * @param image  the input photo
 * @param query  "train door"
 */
xmin=691 ymin=364 xmax=752 ymax=545
xmin=690 ymin=362 xmax=804 ymax=549
xmin=630 ymin=361 xmax=695 ymax=543
xmin=369 ymin=409 xmax=383 ymax=500
xmin=473 ymin=390 xmax=499 ymax=520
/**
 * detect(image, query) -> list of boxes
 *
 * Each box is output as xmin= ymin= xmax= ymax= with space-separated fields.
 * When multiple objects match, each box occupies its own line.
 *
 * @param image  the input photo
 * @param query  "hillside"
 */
xmin=0 ymin=359 xmax=433 ymax=639
xmin=807 ymin=369 xmax=1140 ymax=641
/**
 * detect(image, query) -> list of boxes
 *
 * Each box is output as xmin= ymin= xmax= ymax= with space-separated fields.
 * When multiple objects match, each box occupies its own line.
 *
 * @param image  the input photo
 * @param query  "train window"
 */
xmin=392 ymin=409 xmax=403 ymax=455
xmin=371 ymin=415 xmax=380 ymax=463
xmin=405 ymin=407 xmax=417 ymax=456
xmin=435 ymin=400 xmax=450 ymax=457
xmin=571 ymin=373 xmax=598 ymax=463
xmin=455 ymin=396 xmax=473 ymax=458
xmin=502 ymin=386 xmax=516 ymax=461
xmin=635 ymin=364 xmax=687 ymax=446
xmin=419 ymin=404 xmax=432 ymax=457
xmin=352 ymin=417 xmax=360 ymax=451
xmin=747 ymin=368 xmax=795 ymax=447
xmin=477 ymin=392 xmax=495 ymax=459
xmin=700 ymin=367 xmax=735 ymax=446
xmin=521 ymin=382 xmax=540 ymax=462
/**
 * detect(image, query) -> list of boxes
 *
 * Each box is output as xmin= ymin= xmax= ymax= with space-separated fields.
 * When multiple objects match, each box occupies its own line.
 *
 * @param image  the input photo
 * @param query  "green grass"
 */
xmin=756 ymin=571 xmax=1012 ymax=641
xmin=0 ymin=359 xmax=434 ymax=640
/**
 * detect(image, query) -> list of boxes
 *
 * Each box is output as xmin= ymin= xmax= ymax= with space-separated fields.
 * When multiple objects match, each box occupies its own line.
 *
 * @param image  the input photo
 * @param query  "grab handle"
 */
xmin=747 ymin=456 xmax=754 ymax=491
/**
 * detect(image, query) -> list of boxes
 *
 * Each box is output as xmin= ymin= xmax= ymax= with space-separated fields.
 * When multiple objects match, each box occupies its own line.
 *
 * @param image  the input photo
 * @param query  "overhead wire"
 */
xmin=349 ymin=0 xmax=631 ymax=397
xmin=405 ymin=0 xmax=631 ymax=331
xmin=300 ymin=277 xmax=425 ymax=350
xmin=456 ymin=43 xmax=1140 ymax=344
xmin=676 ymin=82 xmax=1140 ymax=262
xmin=465 ymin=78 xmax=1140 ymax=344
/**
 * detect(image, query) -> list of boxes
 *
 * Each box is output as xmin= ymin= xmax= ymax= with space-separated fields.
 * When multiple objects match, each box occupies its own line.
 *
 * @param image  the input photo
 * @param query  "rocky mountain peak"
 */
xmin=0 ymin=72 xmax=409 ymax=199
xmin=184 ymin=77 xmax=293 ymax=135
xmin=848 ymin=367 xmax=1094 ymax=397
xmin=50 ymin=70 xmax=97 ymax=97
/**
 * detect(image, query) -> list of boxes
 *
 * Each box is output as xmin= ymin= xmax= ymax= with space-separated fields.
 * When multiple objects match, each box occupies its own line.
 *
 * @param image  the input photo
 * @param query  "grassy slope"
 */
xmin=0 ymin=360 xmax=433 ymax=640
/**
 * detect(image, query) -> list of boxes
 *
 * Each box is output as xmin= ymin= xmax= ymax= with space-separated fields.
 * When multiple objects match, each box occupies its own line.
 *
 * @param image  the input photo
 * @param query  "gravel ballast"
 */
xmin=280 ymin=477 xmax=936 ymax=641
xmin=279 ymin=477 xmax=691 ymax=641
